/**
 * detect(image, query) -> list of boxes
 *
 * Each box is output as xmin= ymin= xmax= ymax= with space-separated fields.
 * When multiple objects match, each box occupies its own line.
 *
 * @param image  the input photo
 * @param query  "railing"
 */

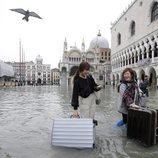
xmin=153 ymin=57 xmax=158 ymax=63
xmin=113 ymin=56 xmax=158 ymax=73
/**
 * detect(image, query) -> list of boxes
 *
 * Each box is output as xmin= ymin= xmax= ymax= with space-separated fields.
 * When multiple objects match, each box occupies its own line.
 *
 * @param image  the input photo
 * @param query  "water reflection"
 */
xmin=0 ymin=86 xmax=158 ymax=158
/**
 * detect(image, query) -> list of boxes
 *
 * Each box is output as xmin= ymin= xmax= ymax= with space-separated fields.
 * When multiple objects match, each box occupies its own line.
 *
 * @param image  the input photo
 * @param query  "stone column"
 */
xmin=144 ymin=41 xmax=150 ymax=58
xmin=142 ymin=50 xmax=144 ymax=60
xmin=133 ymin=50 xmax=136 ymax=64
xmin=146 ymin=45 xmax=150 ymax=59
xmin=137 ymin=77 xmax=141 ymax=85
xmin=138 ymin=52 xmax=140 ymax=61
xmin=119 ymin=57 xmax=121 ymax=67
xmin=151 ymin=46 xmax=155 ymax=63
xmin=140 ymin=45 xmax=145 ymax=60
xmin=136 ymin=45 xmax=140 ymax=62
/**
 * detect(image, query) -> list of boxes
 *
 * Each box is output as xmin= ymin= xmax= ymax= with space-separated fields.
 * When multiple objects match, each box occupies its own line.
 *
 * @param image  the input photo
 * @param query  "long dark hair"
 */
xmin=73 ymin=61 xmax=90 ymax=83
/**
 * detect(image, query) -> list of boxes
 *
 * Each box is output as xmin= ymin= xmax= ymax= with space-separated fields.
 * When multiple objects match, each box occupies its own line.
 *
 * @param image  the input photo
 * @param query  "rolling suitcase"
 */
xmin=127 ymin=107 xmax=157 ymax=146
xmin=51 ymin=118 xmax=96 ymax=148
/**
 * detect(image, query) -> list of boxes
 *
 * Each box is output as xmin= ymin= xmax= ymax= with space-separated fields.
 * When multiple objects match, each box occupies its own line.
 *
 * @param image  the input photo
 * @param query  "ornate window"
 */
xmin=151 ymin=2 xmax=158 ymax=22
xmin=154 ymin=43 xmax=158 ymax=57
xmin=117 ymin=33 xmax=121 ymax=45
xmin=130 ymin=21 xmax=135 ymax=36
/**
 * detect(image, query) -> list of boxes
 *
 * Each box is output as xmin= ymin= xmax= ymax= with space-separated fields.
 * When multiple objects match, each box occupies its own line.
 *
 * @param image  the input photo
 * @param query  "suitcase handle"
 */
xmin=70 ymin=115 xmax=80 ymax=118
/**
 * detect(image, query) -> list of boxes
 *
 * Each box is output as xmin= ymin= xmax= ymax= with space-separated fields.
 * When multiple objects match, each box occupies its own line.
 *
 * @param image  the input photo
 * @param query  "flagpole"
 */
xmin=19 ymin=39 xmax=21 ymax=84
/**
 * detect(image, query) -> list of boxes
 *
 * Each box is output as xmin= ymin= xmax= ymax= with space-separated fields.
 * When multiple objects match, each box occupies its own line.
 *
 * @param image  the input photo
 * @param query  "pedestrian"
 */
xmin=117 ymin=68 xmax=142 ymax=126
xmin=71 ymin=61 xmax=101 ymax=120
xmin=139 ymin=78 xmax=149 ymax=107
xmin=117 ymin=80 xmax=122 ymax=93
xmin=144 ymin=75 xmax=149 ymax=97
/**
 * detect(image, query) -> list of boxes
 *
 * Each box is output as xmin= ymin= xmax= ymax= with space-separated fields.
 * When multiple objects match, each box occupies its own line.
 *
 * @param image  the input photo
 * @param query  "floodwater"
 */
xmin=0 ymin=85 xmax=158 ymax=158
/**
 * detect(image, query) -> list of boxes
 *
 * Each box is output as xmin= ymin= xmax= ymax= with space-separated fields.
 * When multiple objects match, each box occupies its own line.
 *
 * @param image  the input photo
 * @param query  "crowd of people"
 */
xmin=71 ymin=61 xmax=149 ymax=126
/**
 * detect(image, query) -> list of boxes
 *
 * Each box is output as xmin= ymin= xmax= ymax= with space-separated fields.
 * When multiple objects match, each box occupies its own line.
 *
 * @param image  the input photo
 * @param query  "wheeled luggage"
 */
xmin=127 ymin=107 xmax=157 ymax=146
xmin=51 ymin=118 xmax=96 ymax=148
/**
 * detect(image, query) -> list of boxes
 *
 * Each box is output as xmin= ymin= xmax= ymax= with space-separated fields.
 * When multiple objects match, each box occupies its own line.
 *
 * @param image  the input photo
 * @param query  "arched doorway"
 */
xmin=148 ymin=67 xmax=157 ymax=88
xmin=139 ymin=69 xmax=145 ymax=81
xmin=61 ymin=67 xmax=67 ymax=73
xmin=69 ymin=66 xmax=78 ymax=76
xmin=37 ymin=78 xmax=41 ymax=85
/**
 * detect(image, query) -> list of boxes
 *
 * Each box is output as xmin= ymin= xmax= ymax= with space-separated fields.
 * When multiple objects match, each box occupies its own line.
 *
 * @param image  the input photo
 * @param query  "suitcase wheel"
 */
xmin=93 ymin=143 xmax=96 ymax=149
xmin=93 ymin=119 xmax=98 ymax=126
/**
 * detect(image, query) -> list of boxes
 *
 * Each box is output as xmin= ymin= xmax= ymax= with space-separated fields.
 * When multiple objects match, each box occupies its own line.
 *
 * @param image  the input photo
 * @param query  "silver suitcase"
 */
xmin=51 ymin=118 xmax=96 ymax=148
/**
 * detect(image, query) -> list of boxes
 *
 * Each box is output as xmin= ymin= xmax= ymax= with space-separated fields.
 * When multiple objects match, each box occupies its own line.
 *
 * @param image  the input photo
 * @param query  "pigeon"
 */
xmin=10 ymin=8 xmax=42 ymax=22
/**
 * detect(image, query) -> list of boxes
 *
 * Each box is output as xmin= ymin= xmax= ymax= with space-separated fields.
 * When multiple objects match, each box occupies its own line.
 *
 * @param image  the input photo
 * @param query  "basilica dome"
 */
xmin=89 ymin=30 xmax=109 ymax=49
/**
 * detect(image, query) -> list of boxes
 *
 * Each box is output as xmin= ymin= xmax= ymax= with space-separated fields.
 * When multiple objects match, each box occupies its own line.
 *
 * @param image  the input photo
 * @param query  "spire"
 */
xmin=81 ymin=38 xmax=85 ymax=52
xmin=64 ymin=37 xmax=67 ymax=52
xmin=82 ymin=38 xmax=85 ymax=44
xmin=97 ymin=30 xmax=101 ymax=36
xmin=64 ymin=37 xmax=67 ymax=42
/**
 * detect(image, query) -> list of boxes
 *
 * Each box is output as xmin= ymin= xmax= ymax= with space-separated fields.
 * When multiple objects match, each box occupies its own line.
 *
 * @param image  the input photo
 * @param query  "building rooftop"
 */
xmin=111 ymin=0 xmax=137 ymax=29
xmin=89 ymin=30 xmax=109 ymax=49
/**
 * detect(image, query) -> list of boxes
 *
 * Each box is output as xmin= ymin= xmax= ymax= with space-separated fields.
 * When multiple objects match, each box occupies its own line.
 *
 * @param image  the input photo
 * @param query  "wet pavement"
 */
xmin=0 ymin=85 xmax=158 ymax=158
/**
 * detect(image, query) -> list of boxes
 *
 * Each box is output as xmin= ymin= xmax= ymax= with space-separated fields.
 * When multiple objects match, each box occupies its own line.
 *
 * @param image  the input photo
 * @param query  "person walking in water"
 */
xmin=139 ymin=77 xmax=149 ymax=107
xmin=117 ymin=68 xmax=142 ymax=126
xmin=71 ymin=61 xmax=101 ymax=120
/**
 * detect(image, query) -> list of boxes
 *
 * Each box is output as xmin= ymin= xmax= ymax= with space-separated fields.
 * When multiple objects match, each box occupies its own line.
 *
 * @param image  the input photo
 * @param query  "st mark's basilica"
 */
xmin=58 ymin=31 xmax=111 ymax=86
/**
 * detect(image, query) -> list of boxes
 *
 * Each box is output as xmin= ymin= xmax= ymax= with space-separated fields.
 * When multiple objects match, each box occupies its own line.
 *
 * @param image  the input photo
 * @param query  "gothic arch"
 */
xmin=68 ymin=50 xmax=81 ymax=63
xmin=61 ymin=67 xmax=67 ymax=72
xmin=86 ymin=51 xmax=95 ymax=63
xmin=138 ymin=69 xmax=145 ymax=80
xmin=147 ymin=66 xmax=157 ymax=87
xmin=69 ymin=66 xmax=78 ymax=76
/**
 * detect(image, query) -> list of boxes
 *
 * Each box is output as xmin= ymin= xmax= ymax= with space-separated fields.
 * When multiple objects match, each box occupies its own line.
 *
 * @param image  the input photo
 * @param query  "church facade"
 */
xmin=111 ymin=0 xmax=158 ymax=88
xmin=58 ymin=31 xmax=111 ymax=86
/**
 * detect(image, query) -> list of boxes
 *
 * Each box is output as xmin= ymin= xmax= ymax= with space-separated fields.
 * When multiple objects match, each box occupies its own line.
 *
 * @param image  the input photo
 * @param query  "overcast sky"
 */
xmin=0 ymin=0 xmax=133 ymax=68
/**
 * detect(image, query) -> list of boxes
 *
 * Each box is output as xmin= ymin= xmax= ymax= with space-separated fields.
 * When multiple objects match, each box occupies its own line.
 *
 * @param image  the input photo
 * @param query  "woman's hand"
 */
xmin=73 ymin=110 xmax=79 ymax=118
xmin=139 ymin=92 xmax=143 ymax=97
xmin=130 ymin=104 xmax=139 ymax=108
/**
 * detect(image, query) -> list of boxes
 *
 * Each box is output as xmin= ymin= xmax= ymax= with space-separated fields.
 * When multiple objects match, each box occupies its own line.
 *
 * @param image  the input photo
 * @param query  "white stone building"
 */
xmin=5 ymin=61 xmax=25 ymax=83
xmin=59 ymin=31 xmax=111 ymax=86
xmin=25 ymin=55 xmax=51 ymax=85
xmin=51 ymin=68 xmax=60 ymax=85
xmin=111 ymin=0 xmax=158 ymax=88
